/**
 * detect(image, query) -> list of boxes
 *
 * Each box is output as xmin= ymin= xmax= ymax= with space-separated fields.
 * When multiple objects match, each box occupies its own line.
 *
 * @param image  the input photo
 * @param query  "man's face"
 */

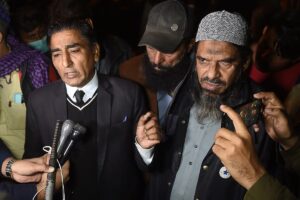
xmin=50 ymin=29 xmax=98 ymax=87
xmin=255 ymin=27 xmax=292 ymax=72
xmin=196 ymin=40 xmax=241 ymax=95
xmin=143 ymin=43 xmax=191 ymax=91
xmin=146 ymin=43 xmax=188 ymax=71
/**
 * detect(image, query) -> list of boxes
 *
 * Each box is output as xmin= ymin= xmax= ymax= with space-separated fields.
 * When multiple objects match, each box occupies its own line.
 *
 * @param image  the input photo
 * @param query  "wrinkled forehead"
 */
xmin=196 ymin=40 xmax=240 ymax=57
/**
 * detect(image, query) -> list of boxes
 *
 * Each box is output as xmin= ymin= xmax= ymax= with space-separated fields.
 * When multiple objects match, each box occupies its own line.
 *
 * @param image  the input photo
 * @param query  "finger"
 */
xmin=137 ymin=112 xmax=153 ymax=127
xmin=212 ymin=144 xmax=226 ymax=161
xmin=254 ymin=92 xmax=283 ymax=108
xmin=215 ymin=128 xmax=237 ymax=142
xmin=264 ymin=108 xmax=286 ymax=118
xmin=144 ymin=117 xmax=159 ymax=130
xmin=214 ymin=136 xmax=232 ymax=150
xmin=220 ymin=105 xmax=248 ymax=137
xmin=145 ymin=130 xmax=161 ymax=140
xmin=30 ymin=163 xmax=55 ymax=173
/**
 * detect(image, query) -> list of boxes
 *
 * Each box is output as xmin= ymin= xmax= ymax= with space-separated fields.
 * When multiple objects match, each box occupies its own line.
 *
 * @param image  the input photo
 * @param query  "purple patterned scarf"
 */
xmin=0 ymin=35 xmax=49 ymax=88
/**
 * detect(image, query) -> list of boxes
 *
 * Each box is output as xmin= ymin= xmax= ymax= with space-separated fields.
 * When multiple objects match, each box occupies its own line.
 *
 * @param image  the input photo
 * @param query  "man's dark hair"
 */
xmin=47 ymin=19 xmax=97 ymax=48
xmin=271 ymin=11 xmax=300 ymax=60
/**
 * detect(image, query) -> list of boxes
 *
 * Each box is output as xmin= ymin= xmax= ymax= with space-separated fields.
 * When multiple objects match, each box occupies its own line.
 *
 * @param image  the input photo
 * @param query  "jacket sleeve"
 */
xmin=244 ymin=173 xmax=297 ymax=200
xmin=244 ymin=140 xmax=300 ymax=200
xmin=0 ymin=139 xmax=12 ymax=178
xmin=23 ymin=94 xmax=44 ymax=158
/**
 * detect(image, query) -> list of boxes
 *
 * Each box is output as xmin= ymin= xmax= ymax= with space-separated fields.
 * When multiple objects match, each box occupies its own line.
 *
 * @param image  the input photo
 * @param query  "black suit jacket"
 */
xmin=23 ymin=74 xmax=147 ymax=200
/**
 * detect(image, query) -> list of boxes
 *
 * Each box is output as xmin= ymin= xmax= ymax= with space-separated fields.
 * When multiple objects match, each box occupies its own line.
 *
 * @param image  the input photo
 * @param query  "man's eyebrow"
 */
xmin=50 ymin=48 xmax=60 ymax=54
xmin=50 ymin=43 xmax=81 ymax=54
xmin=219 ymin=57 xmax=237 ymax=62
xmin=66 ymin=43 xmax=81 ymax=49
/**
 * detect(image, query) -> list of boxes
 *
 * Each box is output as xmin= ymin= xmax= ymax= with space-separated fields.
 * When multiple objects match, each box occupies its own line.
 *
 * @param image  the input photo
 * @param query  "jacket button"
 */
xmin=195 ymin=198 xmax=199 ymax=200
xmin=203 ymin=165 xmax=208 ymax=170
xmin=181 ymin=120 xmax=186 ymax=124
xmin=178 ymin=152 xmax=182 ymax=156
xmin=168 ymin=182 xmax=171 ymax=186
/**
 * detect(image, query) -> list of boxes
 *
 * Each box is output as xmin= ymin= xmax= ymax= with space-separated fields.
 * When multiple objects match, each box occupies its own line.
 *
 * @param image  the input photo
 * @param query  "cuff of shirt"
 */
xmin=135 ymin=138 xmax=154 ymax=165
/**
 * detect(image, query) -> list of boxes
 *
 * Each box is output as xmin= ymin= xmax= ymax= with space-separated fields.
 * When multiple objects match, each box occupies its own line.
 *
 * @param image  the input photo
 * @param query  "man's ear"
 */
xmin=94 ymin=42 xmax=100 ymax=62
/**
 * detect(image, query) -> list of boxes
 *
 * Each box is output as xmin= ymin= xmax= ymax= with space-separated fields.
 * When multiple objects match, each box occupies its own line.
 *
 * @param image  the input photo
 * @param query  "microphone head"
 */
xmin=61 ymin=120 xmax=75 ymax=133
xmin=57 ymin=119 xmax=75 ymax=155
xmin=71 ymin=123 xmax=87 ymax=140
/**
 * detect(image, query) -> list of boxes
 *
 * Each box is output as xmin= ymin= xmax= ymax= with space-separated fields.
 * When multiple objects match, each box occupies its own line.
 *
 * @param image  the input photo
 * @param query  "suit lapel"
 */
xmin=96 ymin=76 xmax=111 ymax=181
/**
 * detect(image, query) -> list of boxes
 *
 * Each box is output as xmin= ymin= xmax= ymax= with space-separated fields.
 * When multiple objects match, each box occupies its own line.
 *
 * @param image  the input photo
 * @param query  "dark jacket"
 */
xmin=23 ymin=74 xmax=147 ymax=200
xmin=146 ymin=75 xmax=282 ymax=200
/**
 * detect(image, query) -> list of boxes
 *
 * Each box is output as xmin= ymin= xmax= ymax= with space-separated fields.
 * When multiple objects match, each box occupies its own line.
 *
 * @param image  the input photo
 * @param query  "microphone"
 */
xmin=45 ymin=120 xmax=62 ymax=200
xmin=57 ymin=120 xmax=75 ymax=160
xmin=59 ymin=123 xmax=87 ymax=165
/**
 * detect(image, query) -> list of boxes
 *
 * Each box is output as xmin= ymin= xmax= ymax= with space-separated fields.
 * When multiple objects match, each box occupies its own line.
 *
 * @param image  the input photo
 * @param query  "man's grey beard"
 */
xmin=194 ymin=90 xmax=222 ymax=123
xmin=192 ymin=74 xmax=223 ymax=123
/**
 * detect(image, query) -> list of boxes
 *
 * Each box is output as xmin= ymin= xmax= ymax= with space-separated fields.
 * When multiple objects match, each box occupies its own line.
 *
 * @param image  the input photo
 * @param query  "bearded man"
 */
xmin=119 ymin=0 xmax=194 ymax=127
xmin=136 ymin=10 xmax=284 ymax=200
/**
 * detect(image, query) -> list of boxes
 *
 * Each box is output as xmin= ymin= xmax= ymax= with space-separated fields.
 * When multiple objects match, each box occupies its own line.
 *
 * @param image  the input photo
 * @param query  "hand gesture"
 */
xmin=254 ymin=92 xmax=298 ymax=150
xmin=136 ymin=112 xmax=162 ymax=149
xmin=212 ymin=105 xmax=265 ymax=190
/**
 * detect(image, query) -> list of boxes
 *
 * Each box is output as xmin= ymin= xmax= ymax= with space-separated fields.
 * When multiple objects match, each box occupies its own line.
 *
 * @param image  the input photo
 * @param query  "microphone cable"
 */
xmin=32 ymin=146 xmax=66 ymax=200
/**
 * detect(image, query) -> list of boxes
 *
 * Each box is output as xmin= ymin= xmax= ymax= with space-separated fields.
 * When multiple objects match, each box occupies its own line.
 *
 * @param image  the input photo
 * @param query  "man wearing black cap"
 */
xmin=138 ymin=10 xmax=284 ymax=200
xmin=119 ymin=0 xmax=195 ymax=127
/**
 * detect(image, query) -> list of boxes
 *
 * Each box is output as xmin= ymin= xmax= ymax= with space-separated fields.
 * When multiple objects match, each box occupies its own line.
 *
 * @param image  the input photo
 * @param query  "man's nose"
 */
xmin=62 ymin=53 xmax=72 ymax=68
xmin=153 ymin=51 xmax=163 ymax=65
xmin=206 ymin=64 xmax=220 ymax=79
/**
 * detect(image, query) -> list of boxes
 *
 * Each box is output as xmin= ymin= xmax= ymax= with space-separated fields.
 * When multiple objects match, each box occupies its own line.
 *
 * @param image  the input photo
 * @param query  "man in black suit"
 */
xmin=23 ymin=19 xmax=160 ymax=199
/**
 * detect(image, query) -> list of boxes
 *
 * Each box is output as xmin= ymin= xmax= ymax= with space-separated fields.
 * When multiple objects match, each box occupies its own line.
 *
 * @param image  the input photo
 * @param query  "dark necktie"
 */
xmin=74 ymin=90 xmax=85 ymax=106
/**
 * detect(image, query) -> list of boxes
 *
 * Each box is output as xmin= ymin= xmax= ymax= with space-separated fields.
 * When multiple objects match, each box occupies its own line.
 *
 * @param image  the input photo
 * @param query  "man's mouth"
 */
xmin=201 ymin=81 xmax=223 ymax=92
xmin=65 ymin=71 xmax=78 ymax=78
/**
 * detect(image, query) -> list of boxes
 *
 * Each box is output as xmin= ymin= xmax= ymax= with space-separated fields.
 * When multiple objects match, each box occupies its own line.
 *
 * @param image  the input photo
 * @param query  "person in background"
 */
xmin=119 ymin=0 xmax=195 ymax=127
xmin=0 ymin=0 xmax=49 ymax=158
xmin=213 ymin=92 xmax=299 ymax=199
xmin=11 ymin=1 xmax=59 ymax=81
xmin=248 ymin=11 xmax=300 ymax=129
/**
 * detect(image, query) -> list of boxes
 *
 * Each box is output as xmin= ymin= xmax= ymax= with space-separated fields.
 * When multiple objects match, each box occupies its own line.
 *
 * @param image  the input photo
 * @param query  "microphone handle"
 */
xmin=45 ymin=120 xmax=62 ymax=200
xmin=59 ymin=140 xmax=74 ymax=165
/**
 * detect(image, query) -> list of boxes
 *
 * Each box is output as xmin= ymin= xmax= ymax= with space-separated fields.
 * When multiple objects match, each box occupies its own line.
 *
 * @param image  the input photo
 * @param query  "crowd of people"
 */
xmin=0 ymin=0 xmax=299 ymax=199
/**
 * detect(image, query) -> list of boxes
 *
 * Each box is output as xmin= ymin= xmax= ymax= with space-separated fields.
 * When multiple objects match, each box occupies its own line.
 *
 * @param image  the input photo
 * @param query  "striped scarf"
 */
xmin=0 ymin=35 xmax=49 ymax=88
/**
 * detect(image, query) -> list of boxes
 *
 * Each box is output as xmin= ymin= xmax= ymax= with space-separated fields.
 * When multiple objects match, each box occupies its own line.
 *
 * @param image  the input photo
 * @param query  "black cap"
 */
xmin=138 ymin=0 xmax=191 ymax=53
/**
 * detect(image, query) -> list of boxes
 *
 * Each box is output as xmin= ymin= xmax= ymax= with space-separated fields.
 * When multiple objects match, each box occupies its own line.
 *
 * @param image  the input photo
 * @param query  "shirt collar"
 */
xmin=66 ymin=71 xmax=98 ymax=103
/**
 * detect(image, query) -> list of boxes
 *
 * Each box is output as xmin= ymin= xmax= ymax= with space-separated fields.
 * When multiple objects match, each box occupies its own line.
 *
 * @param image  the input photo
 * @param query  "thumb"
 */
xmin=220 ymin=105 xmax=249 ymax=138
xmin=32 ymin=163 xmax=55 ymax=173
